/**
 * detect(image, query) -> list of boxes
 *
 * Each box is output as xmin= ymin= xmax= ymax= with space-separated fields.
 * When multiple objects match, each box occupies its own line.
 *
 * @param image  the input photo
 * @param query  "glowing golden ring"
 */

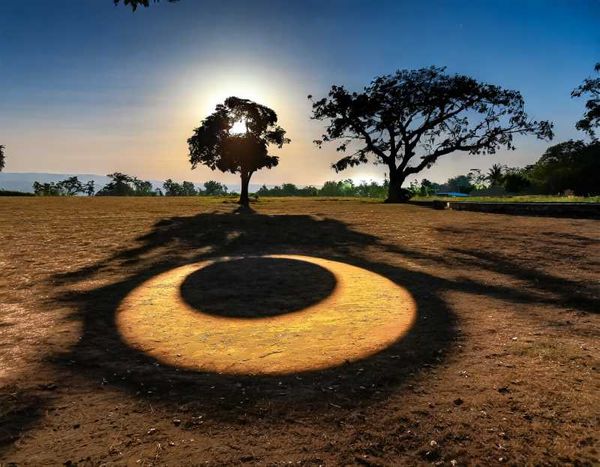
xmin=117 ymin=255 xmax=417 ymax=375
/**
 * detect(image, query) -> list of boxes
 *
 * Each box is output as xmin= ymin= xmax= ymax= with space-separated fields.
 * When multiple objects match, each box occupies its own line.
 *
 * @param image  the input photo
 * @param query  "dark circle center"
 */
xmin=180 ymin=257 xmax=337 ymax=318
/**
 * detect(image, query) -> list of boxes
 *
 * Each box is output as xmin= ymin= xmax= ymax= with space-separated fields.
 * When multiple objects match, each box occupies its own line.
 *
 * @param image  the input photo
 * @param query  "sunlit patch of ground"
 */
xmin=117 ymin=255 xmax=416 ymax=375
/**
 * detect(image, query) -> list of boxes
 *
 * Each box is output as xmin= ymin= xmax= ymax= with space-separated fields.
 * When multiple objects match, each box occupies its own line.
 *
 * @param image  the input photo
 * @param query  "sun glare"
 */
xmin=230 ymin=119 xmax=247 ymax=134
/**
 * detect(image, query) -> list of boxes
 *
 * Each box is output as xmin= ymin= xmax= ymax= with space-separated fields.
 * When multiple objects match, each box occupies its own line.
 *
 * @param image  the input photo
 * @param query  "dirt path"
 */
xmin=1 ymin=198 xmax=598 ymax=465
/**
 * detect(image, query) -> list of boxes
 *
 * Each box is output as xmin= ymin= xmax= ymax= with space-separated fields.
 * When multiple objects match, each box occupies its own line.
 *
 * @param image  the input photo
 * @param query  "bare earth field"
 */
xmin=0 ymin=197 xmax=598 ymax=466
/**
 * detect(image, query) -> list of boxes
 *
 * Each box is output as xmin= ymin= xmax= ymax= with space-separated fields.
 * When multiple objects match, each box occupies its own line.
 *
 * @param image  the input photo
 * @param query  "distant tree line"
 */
xmin=256 ymin=179 xmax=389 ymax=198
xmin=408 ymin=140 xmax=599 ymax=197
xmin=31 ymin=172 xmax=230 ymax=197
xmin=95 ymin=173 xmax=156 ymax=196
xmin=33 ymin=177 xmax=95 ymax=196
xmin=30 ymin=138 xmax=598 ymax=199
xmin=163 ymin=179 xmax=229 ymax=196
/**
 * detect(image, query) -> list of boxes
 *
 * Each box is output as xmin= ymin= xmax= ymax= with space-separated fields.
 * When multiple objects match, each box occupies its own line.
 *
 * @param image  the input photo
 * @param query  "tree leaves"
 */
xmin=572 ymin=63 xmax=600 ymax=140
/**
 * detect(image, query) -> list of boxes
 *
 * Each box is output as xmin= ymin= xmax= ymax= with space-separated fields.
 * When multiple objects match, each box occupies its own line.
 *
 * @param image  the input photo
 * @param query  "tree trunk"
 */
xmin=238 ymin=172 xmax=251 ymax=208
xmin=384 ymin=171 xmax=409 ymax=203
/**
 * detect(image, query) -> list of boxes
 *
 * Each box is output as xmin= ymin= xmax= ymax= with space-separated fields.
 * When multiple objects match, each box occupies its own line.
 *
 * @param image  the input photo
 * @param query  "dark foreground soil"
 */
xmin=0 ymin=197 xmax=598 ymax=466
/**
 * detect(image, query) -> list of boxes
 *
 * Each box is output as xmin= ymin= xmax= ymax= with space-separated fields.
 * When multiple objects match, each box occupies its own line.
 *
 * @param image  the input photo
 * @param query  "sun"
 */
xmin=230 ymin=119 xmax=247 ymax=135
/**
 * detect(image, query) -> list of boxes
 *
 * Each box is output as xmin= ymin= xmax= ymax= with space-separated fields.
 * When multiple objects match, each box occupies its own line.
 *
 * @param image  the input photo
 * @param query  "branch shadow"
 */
xmin=375 ymin=222 xmax=598 ymax=318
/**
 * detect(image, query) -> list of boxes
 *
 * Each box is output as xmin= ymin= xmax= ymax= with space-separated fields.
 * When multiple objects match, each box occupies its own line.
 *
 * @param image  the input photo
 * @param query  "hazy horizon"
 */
xmin=1 ymin=0 xmax=598 ymax=186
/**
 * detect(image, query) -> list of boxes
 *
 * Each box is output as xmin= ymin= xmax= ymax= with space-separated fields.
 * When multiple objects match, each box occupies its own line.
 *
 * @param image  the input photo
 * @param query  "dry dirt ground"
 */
xmin=0 ymin=197 xmax=598 ymax=466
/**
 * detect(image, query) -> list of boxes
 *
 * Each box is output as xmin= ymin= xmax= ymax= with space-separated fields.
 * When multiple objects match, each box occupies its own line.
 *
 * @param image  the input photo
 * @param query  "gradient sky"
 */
xmin=0 ymin=0 xmax=598 ymax=186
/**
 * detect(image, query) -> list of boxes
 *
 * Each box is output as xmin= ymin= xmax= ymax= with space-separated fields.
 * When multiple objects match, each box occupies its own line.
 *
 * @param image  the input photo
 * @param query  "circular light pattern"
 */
xmin=116 ymin=255 xmax=417 ymax=375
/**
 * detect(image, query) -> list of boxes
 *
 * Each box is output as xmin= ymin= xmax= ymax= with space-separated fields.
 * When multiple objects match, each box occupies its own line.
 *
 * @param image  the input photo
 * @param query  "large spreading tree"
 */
xmin=187 ymin=97 xmax=289 ymax=208
xmin=572 ymin=63 xmax=600 ymax=140
xmin=310 ymin=66 xmax=554 ymax=202
xmin=0 ymin=145 xmax=4 ymax=172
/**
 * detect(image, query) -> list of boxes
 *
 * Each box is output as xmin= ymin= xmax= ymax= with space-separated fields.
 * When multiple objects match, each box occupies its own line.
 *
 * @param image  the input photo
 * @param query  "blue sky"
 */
xmin=0 ymin=0 xmax=598 ymax=185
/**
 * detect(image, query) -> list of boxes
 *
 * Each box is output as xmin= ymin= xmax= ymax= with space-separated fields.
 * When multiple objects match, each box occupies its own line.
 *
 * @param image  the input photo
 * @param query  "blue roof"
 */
xmin=435 ymin=192 xmax=470 ymax=197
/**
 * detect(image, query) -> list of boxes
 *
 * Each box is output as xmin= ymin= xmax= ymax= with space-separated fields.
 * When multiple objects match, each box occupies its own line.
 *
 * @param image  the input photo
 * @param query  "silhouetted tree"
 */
xmin=188 ymin=97 xmax=289 ymax=207
xmin=486 ymin=163 xmax=505 ymax=186
xmin=84 ymin=180 xmax=95 ymax=196
xmin=255 ymin=179 xmax=389 ymax=198
xmin=502 ymin=168 xmax=531 ymax=193
xmin=133 ymin=179 xmax=154 ymax=196
xmin=32 ymin=176 xmax=89 ymax=196
xmin=310 ymin=66 xmax=553 ymax=203
xmin=0 ymin=145 xmax=5 ymax=172
xmin=202 ymin=180 xmax=228 ymax=196
xmin=527 ymin=140 xmax=600 ymax=195
xmin=320 ymin=179 xmax=356 ymax=197
xmin=97 ymin=173 xmax=136 ymax=196
xmin=33 ymin=182 xmax=62 ymax=196
xmin=57 ymin=176 xmax=84 ymax=196
xmin=163 ymin=179 xmax=184 ymax=196
xmin=181 ymin=181 xmax=197 ymax=196
xmin=408 ymin=178 xmax=441 ymax=197
xmin=163 ymin=179 xmax=198 ymax=196
xmin=467 ymin=168 xmax=488 ymax=190
xmin=114 ymin=0 xmax=178 ymax=11
xmin=96 ymin=172 xmax=156 ymax=196
xmin=445 ymin=174 xmax=475 ymax=194
xmin=572 ymin=63 xmax=600 ymax=140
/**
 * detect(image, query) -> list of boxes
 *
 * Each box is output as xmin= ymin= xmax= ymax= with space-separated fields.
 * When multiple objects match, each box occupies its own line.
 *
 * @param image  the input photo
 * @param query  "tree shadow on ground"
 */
xmin=45 ymin=207 xmax=598 ymax=426
xmin=48 ymin=210 xmax=459 ymax=422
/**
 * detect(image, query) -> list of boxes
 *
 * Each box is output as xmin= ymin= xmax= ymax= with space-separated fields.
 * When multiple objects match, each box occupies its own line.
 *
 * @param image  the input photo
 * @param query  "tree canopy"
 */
xmin=486 ymin=163 xmax=505 ymax=186
xmin=96 ymin=172 xmax=156 ymax=196
xmin=255 ymin=179 xmax=388 ymax=198
xmin=113 ymin=0 xmax=178 ymax=11
xmin=527 ymin=140 xmax=599 ymax=196
xmin=202 ymin=180 xmax=229 ymax=196
xmin=572 ymin=63 xmax=600 ymax=140
xmin=188 ymin=96 xmax=289 ymax=207
xmin=163 ymin=179 xmax=198 ymax=196
xmin=0 ymin=145 xmax=4 ymax=172
xmin=310 ymin=66 xmax=553 ymax=202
